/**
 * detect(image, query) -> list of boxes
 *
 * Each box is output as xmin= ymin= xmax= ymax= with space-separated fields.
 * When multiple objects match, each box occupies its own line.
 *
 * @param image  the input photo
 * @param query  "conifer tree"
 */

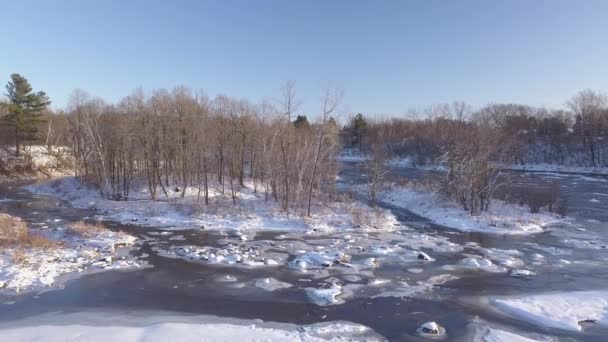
xmin=3 ymin=74 xmax=51 ymax=156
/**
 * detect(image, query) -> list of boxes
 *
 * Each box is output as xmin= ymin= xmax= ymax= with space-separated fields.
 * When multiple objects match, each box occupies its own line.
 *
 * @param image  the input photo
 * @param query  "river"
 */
xmin=0 ymin=163 xmax=607 ymax=341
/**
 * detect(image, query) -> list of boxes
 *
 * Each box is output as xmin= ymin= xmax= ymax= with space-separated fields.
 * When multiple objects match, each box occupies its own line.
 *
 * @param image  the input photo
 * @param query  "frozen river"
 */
xmin=1 ymin=164 xmax=607 ymax=341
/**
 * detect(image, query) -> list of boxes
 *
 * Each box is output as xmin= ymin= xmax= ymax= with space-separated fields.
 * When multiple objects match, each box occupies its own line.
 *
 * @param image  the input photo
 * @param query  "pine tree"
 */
xmin=3 ymin=74 xmax=51 ymax=156
xmin=293 ymin=115 xmax=310 ymax=129
xmin=351 ymin=113 xmax=367 ymax=153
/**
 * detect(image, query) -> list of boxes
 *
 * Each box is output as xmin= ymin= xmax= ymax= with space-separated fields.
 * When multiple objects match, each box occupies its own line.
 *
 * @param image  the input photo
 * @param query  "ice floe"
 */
xmin=254 ymin=278 xmax=293 ymax=292
xmin=306 ymin=283 xmax=344 ymax=305
xmin=0 ymin=310 xmax=384 ymax=341
xmin=493 ymin=291 xmax=608 ymax=331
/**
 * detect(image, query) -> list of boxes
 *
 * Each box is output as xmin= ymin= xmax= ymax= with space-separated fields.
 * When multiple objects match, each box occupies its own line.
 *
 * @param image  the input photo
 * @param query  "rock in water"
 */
xmin=510 ymin=269 xmax=535 ymax=277
xmin=417 ymin=321 xmax=446 ymax=338
xmin=417 ymin=251 xmax=433 ymax=261
xmin=422 ymin=322 xmax=439 ymax=334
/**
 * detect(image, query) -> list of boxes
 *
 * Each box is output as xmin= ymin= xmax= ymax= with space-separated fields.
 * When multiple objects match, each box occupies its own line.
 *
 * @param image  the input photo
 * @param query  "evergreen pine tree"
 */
xmin=293 ymin=115 xmax=310 ymax=129
xmin=351 ymin=113 xmax=367 ymax=152
xmin=2 ymin=74 xmax=51 ymax=156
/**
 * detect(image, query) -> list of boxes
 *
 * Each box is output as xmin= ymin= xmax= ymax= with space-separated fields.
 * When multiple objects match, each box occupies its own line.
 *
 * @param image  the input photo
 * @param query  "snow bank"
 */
xmin=454 ymin=257 xmax=507 ymax=273
xmin=373 ymin=273 xmax=459 ymax=299
xmin=0 ymin=311 xmax=383 ymax=342
xmin=470 ymin=325 xmax=549 ymax=342
xmin=493 ymin=291 xmax=608 ymax=332
xmin=306 ymin=283 xmax=344 ymax=305
xmin=0 ymin=215 xmax=140 ymax=293
xmin=357 ymin=184 xmax=563 ymax=235
xmin=505 ymin=163 xmax=608 ymax=176
xmin=0 ymin=145 xmax=72 ymax=182
xmin=28 ymin=177 xmax=399 ymax=233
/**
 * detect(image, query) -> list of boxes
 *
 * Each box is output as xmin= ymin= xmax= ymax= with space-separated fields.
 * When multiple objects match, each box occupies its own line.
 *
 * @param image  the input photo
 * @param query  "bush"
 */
xmin=497 ymin=182 xmax=567 ymax=216
xmin=67 ymin=220 xmax=106 ymax=238
xmin=0 ymin=213 xmax=57 ymax=249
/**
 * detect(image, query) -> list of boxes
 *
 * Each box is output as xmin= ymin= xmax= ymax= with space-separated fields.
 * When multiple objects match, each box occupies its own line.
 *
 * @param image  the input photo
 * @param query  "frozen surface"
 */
xmin=0 ymin=310 xmax=383 ymax=342
xmin=28 ymin=177 xmax=399 ymax=233
xmin=0 ymin=214 xmax=139 ymax=293
xmin=470 ymin=325 xmax=549 ymax=342
xmin=254 ymin=278 xmax=293 ymax=292
xmin=493 ymin=291 xmax=608 ymax=332
xmin=355 ymin=184 xmax=564 ymax=235
xmin=306 ymin=283 xmax=344 ymax=305
xmin=505 ymin=163 xmax=608 ymax=176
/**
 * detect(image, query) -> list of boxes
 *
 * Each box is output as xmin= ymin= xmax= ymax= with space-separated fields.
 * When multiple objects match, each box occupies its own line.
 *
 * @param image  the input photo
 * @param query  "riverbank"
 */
xmin=27 ymin=176 xmax=400 ymax=233
xmin=0 ymin=310 xmax=384 ymax=342
xmin=351 ymin=183 xmax=564 ymax=235
xmin=0 ymin=213 xmax=141 ymax=293
xmin=0 ymin=146 xmax=72 ymax=184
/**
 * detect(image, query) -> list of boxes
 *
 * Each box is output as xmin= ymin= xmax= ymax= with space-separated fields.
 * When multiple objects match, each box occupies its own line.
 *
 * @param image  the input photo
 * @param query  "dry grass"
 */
xmin=0 ymin=213 xmax=58 ymax=250
xmin=67 ymin=220 xmax=107 ymax=238
xmin=347 ymin=205 xmax=384 ymax=228
xmin=10 ymin=248 xmax=28 ymax=265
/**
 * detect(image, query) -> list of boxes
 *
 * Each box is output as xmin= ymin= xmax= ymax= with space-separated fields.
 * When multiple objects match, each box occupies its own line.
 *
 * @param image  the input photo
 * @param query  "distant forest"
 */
xmin=2 ymin=73 xmax=607 ymax=215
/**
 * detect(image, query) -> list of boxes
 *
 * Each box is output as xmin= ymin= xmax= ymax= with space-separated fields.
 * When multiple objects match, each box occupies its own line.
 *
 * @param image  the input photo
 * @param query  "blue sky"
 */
xmin=2 ymin=0 xmax=607 ymax=117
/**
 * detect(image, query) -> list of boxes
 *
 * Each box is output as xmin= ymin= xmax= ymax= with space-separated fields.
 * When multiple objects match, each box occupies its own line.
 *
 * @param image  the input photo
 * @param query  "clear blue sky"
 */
xmin=2 ymin=0 xmax=607 ymax=117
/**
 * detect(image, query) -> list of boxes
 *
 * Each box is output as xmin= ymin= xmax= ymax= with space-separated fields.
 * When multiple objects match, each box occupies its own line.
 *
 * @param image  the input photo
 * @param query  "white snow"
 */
xmin=254 ymin=278 xmax=293 ymax=291
xmin=510 ymin=269 xmax=535 ymax=277
xmin=28 ymin=177 xmax=399 ymax=233
xmin=0 ymin=145 xmax=73 ymax=183
xmin=0 ymin=311 xmax=382 ymax=342
xmin=455 ymin=257 xmax=507 ymax=273
xmin=306 ymin=283 xmax=344 ymax=305
xmin=493 ymin=291 xmax=608 ymax=331
xmin=0 ymin=214 xmax=139 ymax=293
xmin=417 ymin=321 xmax=446 ymax=337
xmin=355 ymin=183 xmax=563 ymax=235
xmin=504 ymin=163 xmax=608 ymax=176
xmin=373 ymin=273 xmax=459 ymax=299
xmin=477 ymin=248 xmax=525 ymax=268
xmin=290 ymin=250 xmax=351 ymax=270
xmin=472 ymin=326 xmax=547 ymax=342
xmin=154 ymin=243 xmax=283 ymax=267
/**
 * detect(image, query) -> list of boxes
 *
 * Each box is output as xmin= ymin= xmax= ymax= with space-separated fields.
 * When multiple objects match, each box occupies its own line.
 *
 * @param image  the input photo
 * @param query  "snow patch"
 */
xmin=355 ymin=183 xmax=564 ymax=235
xmin=493 ymin=291 xmax=608 ymax=332
xmin=0 ymin=311 xmax=382 ymax=342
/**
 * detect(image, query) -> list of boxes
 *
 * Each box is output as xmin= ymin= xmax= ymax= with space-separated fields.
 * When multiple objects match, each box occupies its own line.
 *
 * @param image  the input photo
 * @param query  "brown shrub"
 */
xmin=0 ymin=213 xmax=57 ymax=249
xmin=0 ymin=214 xmax=28 ymax=244
xmin=67 ymin=221 xmax=106 ymax=238
xmin=11 ymin=248 xmax=28 ymax=265
xmin=348 ymin=205 xmax=383 ymax=228
xmin=25 ymin=233 xmax=60 ymax=249
xmin=496 ymin=182 xmax=567 ymax=216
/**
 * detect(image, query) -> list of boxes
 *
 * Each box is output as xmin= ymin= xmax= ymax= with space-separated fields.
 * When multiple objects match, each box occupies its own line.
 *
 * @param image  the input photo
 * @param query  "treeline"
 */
xmin=346 ymin=90 xmax=608 ymax=168
xmin=1 ymin=75 xmax=342 ymax=215
xmin=344 ymin=90 xmax=607 ymax=215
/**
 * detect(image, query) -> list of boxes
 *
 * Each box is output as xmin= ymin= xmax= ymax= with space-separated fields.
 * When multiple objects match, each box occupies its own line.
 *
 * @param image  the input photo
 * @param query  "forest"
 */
xmin=2 ymin=73 xmax=607 ymax=216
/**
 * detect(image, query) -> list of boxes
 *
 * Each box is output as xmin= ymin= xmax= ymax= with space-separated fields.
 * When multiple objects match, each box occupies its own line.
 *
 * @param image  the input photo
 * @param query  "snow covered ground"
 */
xmin=493 ymin=291 xmax=608 ymax=332
xmin=28 ymin=176 xmax=399 ymax=233
xmin=505 ymin=163 xmax=608 ymax=176
xmin=0 ymin=214 xmax=140 ymax=293
xmin=0 ymin=145 xmax=72 ymax=182
xmin=354 ymin=183 xmax=564 ymax=235
xmin=342 ymin=150 xmax=608 ymax=176
xmin=467 ymin=319 xmax=551 ymax=342
xmin=0 ymin=310 xmax=384 ymax=342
